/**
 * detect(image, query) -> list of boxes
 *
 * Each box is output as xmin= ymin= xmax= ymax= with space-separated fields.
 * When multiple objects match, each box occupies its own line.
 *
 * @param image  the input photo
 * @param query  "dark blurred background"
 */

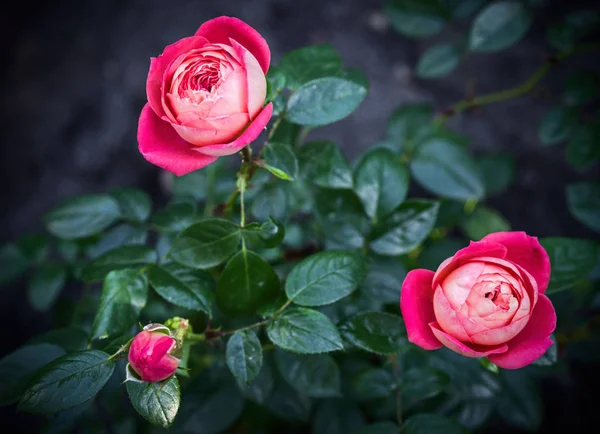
xmin=1 ymin=0 xmax=599 ymax=432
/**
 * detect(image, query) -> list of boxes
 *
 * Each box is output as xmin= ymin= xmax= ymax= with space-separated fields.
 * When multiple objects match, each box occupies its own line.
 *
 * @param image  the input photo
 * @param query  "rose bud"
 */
xmin=401 ymin=231 xmax=556 ymax=369
xmin=138 ymin=16 xmax=272 ymax=176
xmin=127 ymin=324 xmax=180 ymax=383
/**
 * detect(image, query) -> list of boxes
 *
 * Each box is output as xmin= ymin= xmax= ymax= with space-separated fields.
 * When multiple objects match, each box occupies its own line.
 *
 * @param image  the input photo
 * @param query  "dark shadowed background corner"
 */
xmin=1 ymin=0 xmax=599 ymax=432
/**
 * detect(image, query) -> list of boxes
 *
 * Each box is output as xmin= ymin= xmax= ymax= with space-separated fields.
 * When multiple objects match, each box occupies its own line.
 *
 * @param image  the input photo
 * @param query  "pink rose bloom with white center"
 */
xmin=400 ymin=231 xmax=557 ymax=369
xmin=138 ymin=16 xmax=272 ymax=176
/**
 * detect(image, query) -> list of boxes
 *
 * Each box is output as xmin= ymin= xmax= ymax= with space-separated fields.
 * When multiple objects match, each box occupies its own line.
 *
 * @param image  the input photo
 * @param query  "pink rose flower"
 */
xmin=128 ymin=325 xmax=180 ymax=382
xmin=400 ymin=231 xmax=556 ymax=369
xmin=138 ymin=16 xmax=272 ymax=176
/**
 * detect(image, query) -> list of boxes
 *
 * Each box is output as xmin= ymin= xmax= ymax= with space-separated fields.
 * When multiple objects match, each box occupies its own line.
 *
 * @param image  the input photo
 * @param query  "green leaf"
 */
xmin=447 ymin=0 xmax=487 ymax=19
xmin=285 ymin=250 xmax=366 ymax=307
xmin=151 ymin=202 xmax=197 ymax=233
xmin=86 ymin=224 xmax=147 ymax=259
xmin=172 ymin=171 xmax=207 ymax=201
xmin=263 ymin=142 xmax=299 ymax=181
xmin=170 ymin=218 xmax=241 ymax=269
xmin=476 ymin=153 xmax=515 ymax=196
xmin=547 ymin=9 xmax=600 ymax=52
xmin=369 ymin=200 xmax=439 ymax=256
xmin=278 ymin=44 xmax=343 ymax=90
xmin=352 ymin=368 xmax=395 ymax=400
xmin=56 ymin=240 xmax=79 ymax=262
xmin=416 ymin=43 xmax=460 ymax=79
xmin=27 ymin=264 xmax=67 ymax=312
xmin=419 ymin=238 xmax=466 ymax=270
xmin=401 ymin=367 xmax=448 ymax=410
xmin=251 ymin=183 xmax=288 ymax=222
xmin=226 ymin=331 xmax=263 ymax=384
xmin=267 ymin=307 xmax=344 ymax=354
xmin=340 ymin=312 xmax=407 ymax=354
xmin=566 ymin=182 xmax=600 ymax=233
xmin=111 ymin=188 xmax=152 ymax=223
xmin=237 ymin=357 xmax=274 ymax=404
xmin=90 ymin=269 xmax=149 ymax=340
xmin=385 ymin=0 xmax=449 ymax=39
xmin=19 ymin=350 xmax=115 ymax=413
xmin=83 ymin=245 xmax=157 ymax=282
xmin=538 ymin=106 xmax=578 ymax=145
xmin=460 ymin=207 xmax=510 ymax=240
xmin=0 ymin=344 xmax=66 ymax=405
xmin=126 ymin=376 xmax=180 ymax=428
xmin=216 ymin=249 xmax=281 ymax=317
xmin=43 ymin=194 xmax=121 ymax=240
xmin=496 ymin=370 xmax=541 ymax=430
xmin=29 ymin=328 xmax=88 ymax=353
xmin=541 ymin=237 xmax=599 ymax=293
xmin=243 ymin=218 xmax=286 ymax=249
xmin=566 ymin=122 xmax=600 ymax=172
xmin=361 ymin=257 xmax=406 ymax=303
xmin=354 ymin=148 xmax=410 ymax=221
xmin=469 ymin=1 xmax=531 ymax=52
xmin=533 ymin=333 xmax=557 ymax=366
xmin=0 ymin=244 xmax=29 ymax=285
xmin=286 ymin=77 xmax=367 ymax=127
xmin=313 ymin=399 xmax=366 ymax=434
xmin=175 ymin=365 xmax=245 ymax=433
xmin=411 ymin=136 xmax=484 ymax=200
xmin=298 ymin=141 xmax=354 ymax=189
xmin=564 ymin=70 xmax=599 ymax=106
xmin=403 ymin=414 xmax=467 ymax=434
xmin=357 ymin=422 xmax=400 ymax=434
xmin=386 ymin=104 xmax=434 ymax=153
xmin=275 ymin=349 xmax=341 ymax=398
xmin=17 ymin=234 xmax=49 ymax=263
xmin=148 ymin=264 xmax=214 ymax=315
xmin=265 ymin=375 xmax=312 ymax=422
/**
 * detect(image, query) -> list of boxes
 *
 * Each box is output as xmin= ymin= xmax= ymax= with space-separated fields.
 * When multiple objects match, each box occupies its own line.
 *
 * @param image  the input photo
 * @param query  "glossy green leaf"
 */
xmin=369 ymin=200 xmax=439 ymax=256
xmin=151 ymin=202 xmax=197 ymax=232
xmin=286 ymin=77 xmax=367 ymax=126
xmin=86 ymin=224 xmax=147 ymax=259
xmin=357 ymin=422 xmax=400 ymax=434
xmin=340 ymin=312 xmax=407 ymax=354
xmin=263 ymin=142 xmax=299 ymax=181
xmin=275 ymin=349 xmax=341 ymax=398
xmin=419 ymin=238 xmax=466 ymax=270
xmin=411 ymin=136 xmax=484 ymax=200
xmin=83 ymin=245 xmax=157 ymax=282
xmin=237 ymin=357 xmax=274 ymax=404
xmin=566 ymin=122 xmax=600 ymax=172
xmin=416 ymin=43 xmax=460 ymax=78
xmin=19 ymin=350 xmax=115 ymax=413
xmin=541 ymin=237 xmax=599 ymax=293
xmin=460 ymin=207 xmax=510 ymax=240
xmin=29 ymin=328 xmax=88 ymax=353
xmin=216 ymin=249 xmax=281 ymax=317
xmin=43 ymin=194 xmax=121 ymax=240
xmin=111 ymin=187 xmax=152 ymax=223
xmin=538 ymin=106 xmax=578 ymax=146
xmin=385 ymin=0 xmax=449 ymax=38
xmin=564 ymin=70 xmax=599 ymax=106
xmin=170 ymin=218 xmax=241 ymax=269
xmin=251 ymin=183 xmax=288 ymax=221
xmin=0 ymin=344 xmax=65 ymax=405
xmin=496 ymin=370 xmax=541 ymax=430
xmin=361 ymin=257 xmax=406 ymax=303
xmin=401 ymin=367 xmax=449 ymax=410
xmin=386 ymin=104 xmax=434 ymax=153
xmin=285 ymin=250 xmax=366 ymax=306
xmin=172 ymin=171 xmax=207 ymax=201
xmin=267 ymin=308 xmax=344 ymax=354
xmin=90 ymin=269 xmax=148 ymax=340
xmin=469 ymin=1 xmax=531 ymax=52
xmin=27 ymin=264 xmax=67 ymax=312
xmin=298 ymin=141 xmax=354 ymax=189
xmin=313 ymin=399 xmax=366 ymax=434
xmin=476 ymin=153 xmax=515 ymax=196
xmin=566 ymin=182 xmax=600 ymax=233
xmin=148 ymin=263 xmax=214 ymax=315
xmin=354 ymin=148 xmax=410 ymax=221
xmin=352 ymin=368 xmax=395 ymax=400
xmin=0 ymin=244 xmax=29 ymax=285
xmin=243 ymin=218 xmax=286 ymax=249
xmin=226 ymin=331 xmax=263 ymax=384
xmin=547 ymin=9 xmax=600 ymax=52
xmin=126 ymin=376 xmax=180 ymax=428
xmin=279 ymin=44 xmax=343 ymax=90
xmin=403 ymin=414 xmax=467 ymax=434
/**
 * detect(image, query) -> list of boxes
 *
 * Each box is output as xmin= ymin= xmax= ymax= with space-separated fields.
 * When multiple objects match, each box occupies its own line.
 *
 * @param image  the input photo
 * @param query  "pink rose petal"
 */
xmin=429 ymin=322 xmax=508 ymax=358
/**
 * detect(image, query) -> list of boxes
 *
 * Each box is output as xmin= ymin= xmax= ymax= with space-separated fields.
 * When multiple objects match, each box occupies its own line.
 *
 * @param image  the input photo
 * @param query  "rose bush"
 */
xmin=138 ymin=16 xmax=272 ymax=176
xmin=127 ymin=324 xmax=180 ymax=383
xmin=401 ymin=231 xmax=557 ymax=369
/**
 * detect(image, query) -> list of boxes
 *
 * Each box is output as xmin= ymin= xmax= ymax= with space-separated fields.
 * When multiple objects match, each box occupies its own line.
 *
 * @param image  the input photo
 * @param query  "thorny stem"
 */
xmin=435 ymin=42 xmax=600 ymax=126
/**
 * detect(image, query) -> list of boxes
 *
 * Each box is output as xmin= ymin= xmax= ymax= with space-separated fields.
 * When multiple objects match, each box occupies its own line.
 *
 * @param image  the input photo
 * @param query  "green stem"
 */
xmin=214 ymin=319 xmax=271 ymax=337
xmin=435 ymin=42 xmax=600 ymax=125
xmin=186 ymin=332 xmax=206 ymax=344
xmin=276 ymin=299 xmax=294 ymax=314
xmin=389 ymin=354 xmax=403 ymax=426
